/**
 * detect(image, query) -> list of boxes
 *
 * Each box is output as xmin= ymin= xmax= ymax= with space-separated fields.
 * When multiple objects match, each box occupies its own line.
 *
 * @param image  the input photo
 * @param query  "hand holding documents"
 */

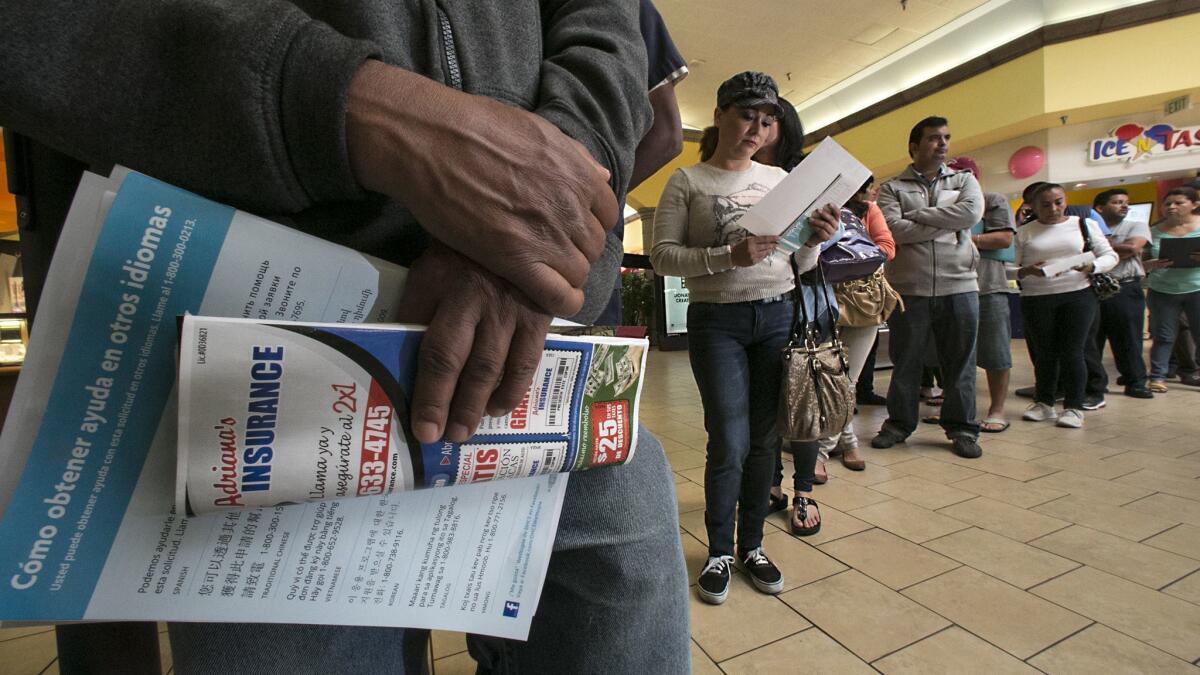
xmin=736 ymin=138 xmax=871 ymax=253
xmin=1039 ymin=251 xmax=1096 ymax=277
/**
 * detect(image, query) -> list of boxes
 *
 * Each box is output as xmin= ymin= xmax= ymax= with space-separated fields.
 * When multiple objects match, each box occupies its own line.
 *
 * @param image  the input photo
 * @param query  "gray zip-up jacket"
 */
xmin=1 ymin=1 xmax=651 ymax=322
xmin=877 ymin=165 xmax=985 ymax=297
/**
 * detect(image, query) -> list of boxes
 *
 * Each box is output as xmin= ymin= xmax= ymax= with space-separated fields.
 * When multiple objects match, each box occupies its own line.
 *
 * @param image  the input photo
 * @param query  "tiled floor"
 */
xmin=4 ymin=344 xmax=1200 ymax=673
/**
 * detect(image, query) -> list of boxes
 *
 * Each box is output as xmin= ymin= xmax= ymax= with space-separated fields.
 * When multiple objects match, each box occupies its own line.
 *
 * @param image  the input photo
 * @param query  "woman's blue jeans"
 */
xmin=687 ymin=298 xmax=792 ymax=558
xmin=1148 ymin=288 xmax=1200 ymax=380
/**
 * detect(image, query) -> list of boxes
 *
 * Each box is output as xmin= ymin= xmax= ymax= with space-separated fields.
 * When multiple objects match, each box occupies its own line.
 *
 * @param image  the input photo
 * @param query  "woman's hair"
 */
xmin=1165 ymin=186 xmax=1199 ymax=204
xmin=699 ymin=125 xmax=718 ymax=162
xmin=846 ymin=176 xmax=875 ymax=218
xmin=1030 ymin=182 xmax=1064 ymax=203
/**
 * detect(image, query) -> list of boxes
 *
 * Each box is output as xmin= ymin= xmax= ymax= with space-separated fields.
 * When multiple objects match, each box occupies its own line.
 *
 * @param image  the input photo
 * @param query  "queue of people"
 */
xmin=649 ymin=70 xmax=1200 ymax=607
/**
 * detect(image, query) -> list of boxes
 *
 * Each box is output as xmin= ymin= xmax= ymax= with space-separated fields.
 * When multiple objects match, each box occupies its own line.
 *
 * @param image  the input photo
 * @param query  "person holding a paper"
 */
xmin=871 ymin=116 xmax=986 ymax=459
xmin=650 ymin=72 xmax=839 ymax=605
xmin=1144 ymin=186 xmax=1200 ymax=393
xmin=1012 ymin=183 xmax=1118 ymax=428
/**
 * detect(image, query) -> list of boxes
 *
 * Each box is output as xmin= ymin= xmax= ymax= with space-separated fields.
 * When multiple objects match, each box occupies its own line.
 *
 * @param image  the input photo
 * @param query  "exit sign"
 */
xmin=1165 ymin=95 xmax=1190 ymax=116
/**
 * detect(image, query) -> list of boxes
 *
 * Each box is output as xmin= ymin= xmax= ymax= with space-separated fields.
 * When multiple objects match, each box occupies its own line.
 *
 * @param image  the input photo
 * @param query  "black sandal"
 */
xmin=791 ymin=496 xmax=821 ymax=537
xmin=768 ymin=491 xmax=789 ymax=514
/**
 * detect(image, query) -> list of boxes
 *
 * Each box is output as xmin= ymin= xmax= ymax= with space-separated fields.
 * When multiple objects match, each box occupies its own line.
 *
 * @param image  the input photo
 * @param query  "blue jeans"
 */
xmin=687 ymin=299 xmax=792 ymax=557
xmin=882 ymin=292 xmax=980 ymax=439
xmin=169 ymin=427 xmax=690 ymax=674
xmin=1148 ymin=289 xmax=1200 ymax=381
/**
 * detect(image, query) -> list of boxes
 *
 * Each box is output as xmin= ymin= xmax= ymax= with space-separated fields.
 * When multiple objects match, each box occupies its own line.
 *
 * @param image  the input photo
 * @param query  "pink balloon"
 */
xmin=1008 ymin=146 xmax=1045 ymax=179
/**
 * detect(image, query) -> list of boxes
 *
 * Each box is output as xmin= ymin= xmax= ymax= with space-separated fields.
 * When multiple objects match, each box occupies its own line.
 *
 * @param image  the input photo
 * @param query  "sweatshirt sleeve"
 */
xmin=650 ymin=170 xmax=733 ymax=277
xmin=0 ymin=1 xmax=380 ymax=214
xmin=865 ymin=202 xmax=895 ymax=260
xmin=536 ymin=0 xmax=652 ymax=201
xmin=1086 ymin=219 xmax=1119 ymax=274
xmin=877 ymin=180 xmax=943 ymax=244
xmin=908 ymin=173 xmax=985 ymax=231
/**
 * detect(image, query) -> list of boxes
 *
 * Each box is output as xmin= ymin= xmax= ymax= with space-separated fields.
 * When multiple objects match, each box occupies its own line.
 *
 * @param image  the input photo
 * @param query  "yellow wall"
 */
xmin=626 ymin=140 xmax=701 ymax=210
xmin=1065 ymin=181 xmax=1161 ymax=221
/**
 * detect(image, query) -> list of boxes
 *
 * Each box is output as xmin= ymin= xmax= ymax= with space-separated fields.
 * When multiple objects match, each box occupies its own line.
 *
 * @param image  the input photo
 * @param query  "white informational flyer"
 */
xmin=1040 ymin=251 xmax=1096 ymax=278
xmin=0 ymin=170 xmax=586 ymax=639
xmin=736 ymin=137 xmax=872 ymax=252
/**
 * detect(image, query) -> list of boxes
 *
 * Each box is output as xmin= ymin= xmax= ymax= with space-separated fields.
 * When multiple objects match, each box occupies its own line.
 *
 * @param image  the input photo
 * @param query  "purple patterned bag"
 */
xmin=819 ymin=208 xmax=885 ymax=284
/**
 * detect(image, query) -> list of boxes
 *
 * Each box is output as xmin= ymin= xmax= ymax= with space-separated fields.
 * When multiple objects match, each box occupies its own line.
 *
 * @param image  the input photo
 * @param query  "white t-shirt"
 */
xmin=1106 ymin=218 xmax=1152 ymax=281
xmin=1013 ymin=217 xmax=1119 ymax=297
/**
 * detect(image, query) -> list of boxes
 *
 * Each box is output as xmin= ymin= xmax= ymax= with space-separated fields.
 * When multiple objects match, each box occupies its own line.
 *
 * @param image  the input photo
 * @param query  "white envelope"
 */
xmin=936 ymin=189 xmax=960 ymax=207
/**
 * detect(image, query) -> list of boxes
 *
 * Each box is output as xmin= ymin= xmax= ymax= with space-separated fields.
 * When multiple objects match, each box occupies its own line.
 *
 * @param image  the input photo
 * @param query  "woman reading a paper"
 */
xmin=650 ymin=72 xmax=837 ymax=606
xmin=1012 ymin=183 xmax=1117 ymax=428
xmin=1143 ymin=186 xmax=1200 ymax=393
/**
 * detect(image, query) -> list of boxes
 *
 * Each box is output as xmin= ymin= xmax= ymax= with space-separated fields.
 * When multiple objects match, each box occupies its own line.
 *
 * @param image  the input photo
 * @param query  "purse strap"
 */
xmin=1077 ymin=215 xmax=1093 ymax=253
xmin=789 ymin=252 xmax=845 ymax=351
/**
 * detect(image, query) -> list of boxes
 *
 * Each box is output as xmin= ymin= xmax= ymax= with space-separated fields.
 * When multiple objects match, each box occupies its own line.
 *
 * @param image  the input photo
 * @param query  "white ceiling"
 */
xmin=657 ymin=0 xmax=993 ymax=131
xmin=656 ymin=0 xmax=1158 ymax=133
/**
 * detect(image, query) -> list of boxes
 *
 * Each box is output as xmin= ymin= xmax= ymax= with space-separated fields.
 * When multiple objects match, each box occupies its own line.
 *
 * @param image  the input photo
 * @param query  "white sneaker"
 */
xmin=1057 ymin=409 xmax=1084 ymax=428
xmin=1023 ymin=402 xmax=1058 ymax=422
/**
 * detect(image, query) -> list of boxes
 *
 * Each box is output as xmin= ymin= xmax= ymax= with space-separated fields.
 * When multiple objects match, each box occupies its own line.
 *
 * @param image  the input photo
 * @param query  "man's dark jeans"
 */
xmin=687 ymin=299 xmax=792 ymax=557
xmin=1098 ymin=280 xmax=1148 ymax=389
xmin=883 ymin=292 xmax=980 ymax=440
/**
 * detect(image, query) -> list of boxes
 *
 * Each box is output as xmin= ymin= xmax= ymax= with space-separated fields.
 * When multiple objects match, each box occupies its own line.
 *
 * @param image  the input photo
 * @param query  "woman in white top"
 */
xmin=650 ymin=72 xmax=838 ymax=606
xmin=1013 ymin=183 xmax=1118 ymax=428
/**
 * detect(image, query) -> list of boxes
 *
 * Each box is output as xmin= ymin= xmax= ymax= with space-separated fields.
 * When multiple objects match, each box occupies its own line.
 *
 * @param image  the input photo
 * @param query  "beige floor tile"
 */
xmin=672 ymin=471 xmax=689 ymax=484
xmin=850 ymin=499 xmax=969 ymax=543
xmin=810 ymin=478 xmax=893 ymax=512
xmin=0 ymin=626 xmax=56 ymax=643
xmin=781 ymin=571 xmax=949 ymax=662
xmin=887 ymin=457 xmax=983 ymax=484
xmin=1034 ymin=451 xmax=1137 ymax=479
xmin=433 ymin=650 xmax=478 ymax=674
xmin=1028 ymin=623 xmax=1198 ymax=675
xmin=690 ymin=639 xmax=723 ymax=675
xmin=688 ymin=579 xmax=810 ymax=662
xmin=938 ymin=453 xmax=1061 ymax=481
xmin=1144 ymin=524 xmax=1200 ymax=560
xmin=858 ymin=445 xmax=925 ymax=466
xmin=874 ymin=626 xmax=1041 ymax=674
xmin=937 ymin=496 xmax=1069 ymax=542
xmin=903 ymin=566 xmax=1090 ymax=659
xmin=675 ymin=480 xmax=706 ymax=514
xmin=1112 ymin=451 xmax=1200 ymax=478
xmin=665 ymin=448 xmax=706 ymax=472
xmin=0 ymin=630 xmax=58 ymax=675
xmin=1030 ymin=525 xmax=1199 ymax=589
xmin=1117 ymin=469 xmax=1200 ymax=501
xmin=1033 ymin=495 xmax=1177 ymax=541
xmin=820 ymin=528 xmax=959 ymax=589
xmin=952 ymin=473 xmax=1069 ymax=508
xmin=682 ymin=532 xmax=713 ymax=586
xmin=679 ymin=508 xmax=708 ymax=545
xmin=1032 ymin=566 xmax=1200 ymax=662
xmin=1163 ymin=570 xmax=1200 ymax=605
xmin=1029 ymin=437 xmax=1127 ymax=458
xmin=1124 ymin=493 xmax=1200 ymax=526
xmin=768 ymin=501 xmax=873 ymax=545
xmin=1028 ymin=471 xmax=1154 ymax=505
xmin=972 ymin=437 xmax=1058 ymax=462
xmin=677 ymin=465 xmax=704 ymax=484
xmin=870 ymin=475 xmax=975 ymax=510
xmin=760 ymin=530 xmax=847 ymax=592
xmin=924 ymin=527 xmax=1079 ymax=589
xmin=824 ymin=460 xmax=910 ymax=486
xmin=431 ymin=630 xmax=468 ymax=659
xmin=720 ymin=628 xmax=875 ymax=674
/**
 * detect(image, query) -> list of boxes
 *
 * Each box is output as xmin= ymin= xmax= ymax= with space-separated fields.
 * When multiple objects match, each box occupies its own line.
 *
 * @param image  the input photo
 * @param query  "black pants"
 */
xmin=773 ymin=439 xmax=820 ymax=493
xmin=1025 ymin=296 xmax=1107 ymax=397
xmin=857 ymin=336 xmax=880 ymax=396
xmin=1022 ymin=289 xmax=1098 ymax=410
xmin=1097 ymin=280 xmax=1148 ymax=389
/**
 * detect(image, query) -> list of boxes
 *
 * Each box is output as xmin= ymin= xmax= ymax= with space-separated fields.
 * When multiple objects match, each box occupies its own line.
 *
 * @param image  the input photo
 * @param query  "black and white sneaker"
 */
xmin=1081 ymin=395 xmax=1106 ymax=410
xmin=740 ymin=547 xmax=784 ymax=595
xmin=697 ymin=555 xmax=734 ymax=605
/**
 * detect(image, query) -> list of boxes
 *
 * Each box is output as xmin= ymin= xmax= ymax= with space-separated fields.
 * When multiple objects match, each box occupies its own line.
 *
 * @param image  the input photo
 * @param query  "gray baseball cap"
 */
xmin=716 ymin=71 xmax=783 ymax=117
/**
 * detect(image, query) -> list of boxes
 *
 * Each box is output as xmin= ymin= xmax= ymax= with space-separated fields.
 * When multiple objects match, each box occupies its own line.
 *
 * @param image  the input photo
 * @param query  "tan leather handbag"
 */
xmin=833 ymin=268 xmax=903 ymax=328
xmin=778 ymin=261 xmax=855 ymax=442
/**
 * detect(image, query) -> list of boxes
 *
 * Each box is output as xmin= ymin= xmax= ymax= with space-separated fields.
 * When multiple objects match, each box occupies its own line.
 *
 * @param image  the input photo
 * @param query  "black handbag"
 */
xmin=819 ymin=208 xmax=886 ymax=284
xmin=1078 ymin=217 xmax=1120 ymax=301
xmin=778 ymin=259 xmax=855 ymax=442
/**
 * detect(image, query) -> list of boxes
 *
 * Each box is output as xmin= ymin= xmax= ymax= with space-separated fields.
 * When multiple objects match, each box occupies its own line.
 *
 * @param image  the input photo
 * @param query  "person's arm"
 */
xmin=907 ymin=174 xmax=985 ymax=231
xmin=1085 ymin=220 xmax=1119 ymax=274
xmin=865 ymin=202 xmax=896 ymax=260
xmin=974 ymin=231 xmax=1014 ymax=250
xmin=975 ymin=193 xmax=1015 ymax=250
xmin=1111 ymin=237 xmax=1148 ymax=260
xmin=650 ymin=171 xmax=728 ymax=277
xmin=628 ymin=83 xmax=684 ymax=189
xmin=877 ymin=181 xmax=943 ymax=244
xmin=536 ymin=0 xmax=652 ymax=200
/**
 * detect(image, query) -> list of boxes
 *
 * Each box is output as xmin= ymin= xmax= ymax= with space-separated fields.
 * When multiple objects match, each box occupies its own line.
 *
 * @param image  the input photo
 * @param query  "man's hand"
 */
xmin=731 ymin=235 xmax=780 ymax=267
xmin=397 ymin=243 xmax=552 ymax=444
xmin=804 ymin=204 xmax=840 ymax=247
xmin=346 ymin=60 xmax=618 ymax=318
xmin=1145 ymin=258 xmax=1174 ymax=271
xmin=1074 ymin=262 xmax=1095 ymax=275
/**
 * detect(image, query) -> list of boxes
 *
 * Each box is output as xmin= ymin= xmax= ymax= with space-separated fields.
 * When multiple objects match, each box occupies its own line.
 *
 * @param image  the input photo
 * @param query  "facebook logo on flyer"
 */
xmin=503 ymin=601 xmax=520 ymax=618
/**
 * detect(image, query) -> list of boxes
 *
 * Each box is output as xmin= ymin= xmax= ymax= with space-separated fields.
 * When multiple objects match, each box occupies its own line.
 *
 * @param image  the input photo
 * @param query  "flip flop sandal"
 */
xmin=791 ymin=496 xmax=821 ymax=537
xmin=768 ymin=492 xmax=789 ymax=514
xmin=980 ymin=417 xmax=1010 ymax=433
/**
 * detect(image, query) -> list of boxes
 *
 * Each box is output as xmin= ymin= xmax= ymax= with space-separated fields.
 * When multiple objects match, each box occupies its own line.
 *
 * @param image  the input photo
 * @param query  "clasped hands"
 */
xmin=347 ymin=60 xmax=617 ymax=443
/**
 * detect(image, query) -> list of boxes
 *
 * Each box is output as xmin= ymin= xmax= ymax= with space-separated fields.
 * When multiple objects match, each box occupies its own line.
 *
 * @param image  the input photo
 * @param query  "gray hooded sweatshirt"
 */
xmin=0 ymin=1 xmax=651 ymax=323
xmin=877 ymin=165 xmax=985 ymax=297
